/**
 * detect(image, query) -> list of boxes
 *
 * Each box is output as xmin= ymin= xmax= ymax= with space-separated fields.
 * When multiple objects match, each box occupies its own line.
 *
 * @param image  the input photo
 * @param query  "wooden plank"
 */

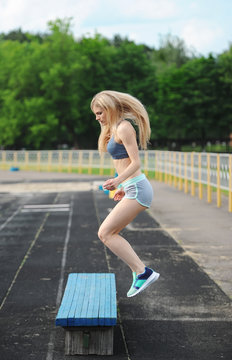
xmin=86 ymin=273 xmax=96 ymax=326
xmin=79 ymin=275 xmax=92 ymax=326
xmin=110 ymin=274 xmax=117 ymax=325
xmin=104 ymin=275 xmax=111 ymax=325
xmin=104 ymin=274 xmax=117 ymax=325
xmin=73 ymin=274 xmax=88 ymax=326
xmin=55 ymin=273 xmax=77 ymax=326
xmin=91 ymin=274 xmax=101 ymax=326
xmin=67 ymin=274 xmax=82 ymax=326
xmin=98 ymin=274 xmax=106 ymax=326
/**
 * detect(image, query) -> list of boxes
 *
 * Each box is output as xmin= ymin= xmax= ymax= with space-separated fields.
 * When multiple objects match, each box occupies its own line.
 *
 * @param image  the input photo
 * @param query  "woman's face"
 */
xmin=93 ymin=106 xmax=107 ymax=126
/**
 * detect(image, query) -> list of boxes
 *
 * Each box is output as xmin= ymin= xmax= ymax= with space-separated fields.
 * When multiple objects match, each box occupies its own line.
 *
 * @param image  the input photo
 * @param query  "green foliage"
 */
xmin=155 ymin=55 xmax=232 ymax=143
xmin=0 ymin=28 xmax=46 ymax=43
xmin=0 ymin=19 xmax=231 ymax=150
xmin=151 ymin=34 xmax=194 ymax=75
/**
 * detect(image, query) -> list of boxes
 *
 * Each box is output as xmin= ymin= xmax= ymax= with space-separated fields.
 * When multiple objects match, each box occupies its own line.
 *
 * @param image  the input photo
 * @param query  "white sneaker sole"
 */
xmin=127 ymin=271 xmax=160 ymax=298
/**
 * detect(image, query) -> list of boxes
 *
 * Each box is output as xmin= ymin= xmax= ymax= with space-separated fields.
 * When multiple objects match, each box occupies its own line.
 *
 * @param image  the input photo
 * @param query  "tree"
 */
xmin=217 ymin=46 xmax=232 ymax=135
xmin=0 ymin=28 xmax=45 ymax=43
xmin=155 ymin=55 xmax=231 ymax=144
xmin=151 ymin=34 xmax=195 ymax=73
xmin=0 ymin=20 xmax=231 ymax=150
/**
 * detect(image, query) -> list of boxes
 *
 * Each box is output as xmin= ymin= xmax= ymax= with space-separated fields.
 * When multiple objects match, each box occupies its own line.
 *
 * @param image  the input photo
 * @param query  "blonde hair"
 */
xmin=91 ymin=90 xmax=151 ymax=153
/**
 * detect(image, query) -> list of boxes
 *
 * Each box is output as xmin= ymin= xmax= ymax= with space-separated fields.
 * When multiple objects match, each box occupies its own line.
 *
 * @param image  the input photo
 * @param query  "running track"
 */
xmin=0 ymin=179 xmax=231 ymax=359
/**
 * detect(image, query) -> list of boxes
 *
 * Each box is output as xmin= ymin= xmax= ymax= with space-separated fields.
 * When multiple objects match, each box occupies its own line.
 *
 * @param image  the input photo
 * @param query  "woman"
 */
xmin=91 ymin=90 xmax=160 ymax=297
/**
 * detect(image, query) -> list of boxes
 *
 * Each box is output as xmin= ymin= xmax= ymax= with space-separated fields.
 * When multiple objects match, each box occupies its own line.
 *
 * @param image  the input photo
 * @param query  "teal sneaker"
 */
xmin=127 ymin=271 xmax=137 ymax=296
xmin=127 ymin=267 xmax=160 ymax=297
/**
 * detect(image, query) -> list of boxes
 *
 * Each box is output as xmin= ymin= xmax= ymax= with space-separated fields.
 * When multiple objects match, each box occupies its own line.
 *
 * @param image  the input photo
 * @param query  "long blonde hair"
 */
xmin=91 ymin=90 xmax=151 ymax=153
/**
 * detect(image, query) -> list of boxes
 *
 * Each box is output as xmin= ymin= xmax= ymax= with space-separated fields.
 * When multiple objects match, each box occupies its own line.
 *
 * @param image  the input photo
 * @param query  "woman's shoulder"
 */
xmin=115 ymin=120 xmax=136 ymax=144
xmin=117 ymin=120 xmax=135 ymax=135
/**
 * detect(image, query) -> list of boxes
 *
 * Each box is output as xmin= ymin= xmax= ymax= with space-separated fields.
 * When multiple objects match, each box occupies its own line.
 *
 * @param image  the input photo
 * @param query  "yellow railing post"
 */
xmin=155 ymin=151 xmax=158 ymax=180
xmin=144 ymin=151 xmax=148 ymax=177
xmin=228 ymin=154 xmax=232 ymax=212
xmin=37 ymin=151 xmax=41 ymax=172
xmin=24 ymin=151 xmax=29 ymax=171
xmin=156 ymin=151 xmax=159 ymax=180
xmin=157 ymin=151 xmax=160 ymax=180
xmin=13 ymin=151 xmax=17 ymax=167
xmin=217 ymin=154 xmax=221 ymax=208
xmin=191 ymin=152 xmax=195 ymax=196
xmin=88 ymin=151 xmax=93 ymax=175
xmin=169 ymin=152 xmax=172 ymax=186
xmin=207 ymin=154 xmax=212 ymax=203
xmin=179 ymin=152 xmax=183 ymax=190
xmin=164 ymin=151 xmax=168 ymax=183
xmin=198 ymin=153 xmax=203 ymax=199
xmin=47 ymin=151 xmax=52 ymax=172
xmin=173 ymin=152 xmax=177 ymax=187
xmin=78 ymin=151 xmax=83 ymax=174
xmin=99 ymin=154 xmax=104 ymax=175
xmin=159 ymin=152 xmax=163 ymax=181
xmin=68 ymin=151 xmax=72 ymax=173
xmin=2 ymin=151 xmax=6 ymax=170
xmin=184 ymin=152 xmax=188 ymax=193
xmin=110 ymin=157 xmax=114 ymax=176
xmin=58 ymin=151 xmax=62 ymax=172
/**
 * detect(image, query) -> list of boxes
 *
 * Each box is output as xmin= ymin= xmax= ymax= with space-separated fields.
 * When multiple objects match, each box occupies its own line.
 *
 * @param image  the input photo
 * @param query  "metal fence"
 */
xmin=0 ymin=150 xmax=231 ymax=212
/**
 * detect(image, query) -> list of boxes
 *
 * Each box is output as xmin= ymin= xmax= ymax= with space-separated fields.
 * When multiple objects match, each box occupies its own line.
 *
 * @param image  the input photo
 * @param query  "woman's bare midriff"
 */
xmin=113 ymin=158 xmax=141 ymax=183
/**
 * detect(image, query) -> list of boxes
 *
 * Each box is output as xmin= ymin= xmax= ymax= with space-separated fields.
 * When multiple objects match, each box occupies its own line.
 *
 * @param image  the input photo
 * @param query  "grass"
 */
xmin=181 ymin=144 xmax=231 ymax=153
xmin=0 ymin=163 xmax=113 ymax=176
xmin=0 ymin=163 xmax=229 ymax=198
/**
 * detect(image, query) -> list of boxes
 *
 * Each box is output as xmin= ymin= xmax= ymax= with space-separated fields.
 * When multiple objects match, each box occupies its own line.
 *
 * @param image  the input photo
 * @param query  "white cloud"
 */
xmin=0 ymin=0 xmax=231 ymax=56
xmin=119 ymin=0 xmax=179 ymax=20
xmin=0 ymin=0 xmax=97 ymax=33
xmin=0 ymin=0 xmax=27 ymax=30
xmin=189 ymin=1 xmax=199 ymax=11
xmin=0 ymin=0 xmax=178 ymax=34
xmin=181 ymin=19 xmax=224 ymax=54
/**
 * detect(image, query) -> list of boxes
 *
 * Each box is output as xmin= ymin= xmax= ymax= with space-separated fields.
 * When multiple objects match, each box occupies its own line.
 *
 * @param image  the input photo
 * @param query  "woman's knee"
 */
xmin=98 ymin=226 xmax=112 ymax=244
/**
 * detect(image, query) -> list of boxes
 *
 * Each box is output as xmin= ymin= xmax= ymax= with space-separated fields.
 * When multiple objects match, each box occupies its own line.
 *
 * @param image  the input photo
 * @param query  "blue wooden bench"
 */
xmin=56 ymin=273 xmax=117 ymax=355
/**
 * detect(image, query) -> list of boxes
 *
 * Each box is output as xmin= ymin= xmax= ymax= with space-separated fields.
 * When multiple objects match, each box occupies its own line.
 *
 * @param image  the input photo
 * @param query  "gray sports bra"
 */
xmin=107 ymin=135 xmax=129 ymax=159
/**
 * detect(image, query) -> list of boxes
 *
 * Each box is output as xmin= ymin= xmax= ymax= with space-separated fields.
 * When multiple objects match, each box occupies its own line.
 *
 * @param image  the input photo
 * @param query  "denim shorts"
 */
xmin=120 ymin=173 xmax=153 ymax=208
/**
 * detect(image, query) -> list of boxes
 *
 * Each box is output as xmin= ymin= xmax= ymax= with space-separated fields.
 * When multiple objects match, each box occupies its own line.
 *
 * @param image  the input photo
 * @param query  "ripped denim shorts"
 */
xmin=119 ymin=173 xmax=153 ymax=208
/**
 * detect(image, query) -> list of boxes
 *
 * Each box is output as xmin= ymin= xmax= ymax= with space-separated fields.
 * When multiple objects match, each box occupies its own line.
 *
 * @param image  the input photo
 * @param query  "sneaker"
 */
xmin=127 ymin=267 xmax=160 ymax=297
xmin=127 ymin=271 xmax=137 ymax=296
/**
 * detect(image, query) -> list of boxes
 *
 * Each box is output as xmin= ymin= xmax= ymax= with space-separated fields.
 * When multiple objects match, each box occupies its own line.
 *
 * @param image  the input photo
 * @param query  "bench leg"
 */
xmin=64 ymin=326 xmax=114 ymax=355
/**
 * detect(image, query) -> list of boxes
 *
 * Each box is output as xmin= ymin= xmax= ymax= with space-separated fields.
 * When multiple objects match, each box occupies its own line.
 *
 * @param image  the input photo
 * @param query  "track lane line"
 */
xmin=0 ymin=212 xmax=49 ymax=311
xmin=0 ymin=205 xmax=22 ymax=232
xmin=0 ymin=193 xmax=60 ymax=310
xmin=46 ymin=194 xmax=74 ymax=360
xmin=93 ymin=192 xmax=132 ymax=360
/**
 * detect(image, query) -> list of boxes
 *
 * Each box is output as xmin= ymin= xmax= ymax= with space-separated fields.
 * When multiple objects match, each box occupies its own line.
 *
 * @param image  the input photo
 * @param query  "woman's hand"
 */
xmin=113 ymin=189 xmax=125 ymax=201
xmin=102 ymin=178 xmax=120 ymax=191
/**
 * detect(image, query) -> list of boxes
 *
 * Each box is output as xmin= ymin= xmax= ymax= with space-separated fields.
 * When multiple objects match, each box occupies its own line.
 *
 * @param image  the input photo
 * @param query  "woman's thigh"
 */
xmin=99 ymin=198 xmax=146 ymax=235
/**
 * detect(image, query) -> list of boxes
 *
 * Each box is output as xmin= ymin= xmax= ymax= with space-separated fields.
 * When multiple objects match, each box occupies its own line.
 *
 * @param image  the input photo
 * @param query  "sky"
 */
xmin=0 ymin=0 xmax=231 ymax=56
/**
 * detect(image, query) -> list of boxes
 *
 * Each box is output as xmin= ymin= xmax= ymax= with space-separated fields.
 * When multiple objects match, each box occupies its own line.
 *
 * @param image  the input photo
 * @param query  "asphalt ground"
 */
xmin=0 ymin=171 xmax=231 ymax=360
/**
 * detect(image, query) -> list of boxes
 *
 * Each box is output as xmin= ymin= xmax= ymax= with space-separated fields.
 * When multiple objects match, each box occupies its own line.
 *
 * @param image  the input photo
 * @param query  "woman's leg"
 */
xmin=98 ymin=198 xmax=146 ymax=274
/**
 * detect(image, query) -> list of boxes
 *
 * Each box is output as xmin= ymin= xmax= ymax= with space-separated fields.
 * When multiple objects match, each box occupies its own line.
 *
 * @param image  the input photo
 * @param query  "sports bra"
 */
xmin=107 ymin=135 xmax=129 ymax=159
